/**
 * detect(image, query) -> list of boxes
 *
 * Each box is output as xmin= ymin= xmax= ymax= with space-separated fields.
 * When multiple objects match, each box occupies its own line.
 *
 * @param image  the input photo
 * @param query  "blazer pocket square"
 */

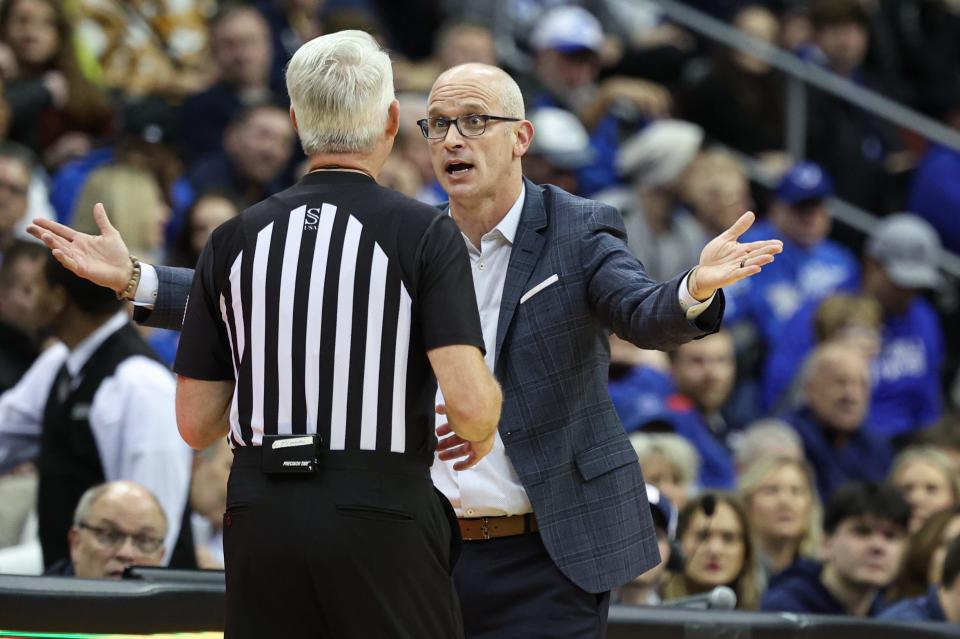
xmin=520 ymin=274 xmax=559 ymax=304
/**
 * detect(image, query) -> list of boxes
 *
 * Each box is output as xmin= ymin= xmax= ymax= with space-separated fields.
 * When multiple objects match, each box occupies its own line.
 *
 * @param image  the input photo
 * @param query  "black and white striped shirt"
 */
xmin=174 ymin=171 xmax=483 ymax=454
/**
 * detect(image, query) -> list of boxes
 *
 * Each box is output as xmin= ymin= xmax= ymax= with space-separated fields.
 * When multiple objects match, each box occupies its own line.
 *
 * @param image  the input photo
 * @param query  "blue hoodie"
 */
xmin=764 ymin=297 xmax=944 ymax=439
xmin=877 ymin=587 xmax=947 ymax=622
xmin=761 ymin=559 xmax=885 ymax=615
xmin=909 ymin=144 xmax=960 ymax=256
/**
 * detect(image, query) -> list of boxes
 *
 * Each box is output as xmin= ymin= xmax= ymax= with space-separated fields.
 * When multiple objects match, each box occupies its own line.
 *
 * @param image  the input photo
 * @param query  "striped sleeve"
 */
xmin=414 ymin=215 xmax=485 ymax=353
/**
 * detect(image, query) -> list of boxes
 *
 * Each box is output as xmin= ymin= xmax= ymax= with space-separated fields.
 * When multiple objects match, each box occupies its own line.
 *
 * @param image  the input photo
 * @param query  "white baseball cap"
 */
xmin=530 ymin=6 xmax=604 ymax=54
xmin=528 ymin=107 xmax=596 ymax=169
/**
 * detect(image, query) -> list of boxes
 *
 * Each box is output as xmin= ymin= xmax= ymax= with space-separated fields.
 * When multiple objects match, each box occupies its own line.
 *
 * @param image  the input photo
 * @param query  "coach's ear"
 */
xmin=514 ymin=119 xmax=534 ymax=158
xmin=290 ymin=106 xmax=299 ymax=132
xmin=386 ymin=99 xmax=400 ymax=139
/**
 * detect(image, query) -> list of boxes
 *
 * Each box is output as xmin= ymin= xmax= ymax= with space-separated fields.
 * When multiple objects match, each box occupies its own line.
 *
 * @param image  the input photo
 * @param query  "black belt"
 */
xmin=231 ymin=445 xmax=433 ymax=476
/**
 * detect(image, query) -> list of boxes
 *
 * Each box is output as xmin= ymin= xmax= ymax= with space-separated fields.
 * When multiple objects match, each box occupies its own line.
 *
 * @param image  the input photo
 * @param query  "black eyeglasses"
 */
xmin=416 ymin=114 xmax=521 ymax=140
xmin=78 ymin=522 xmax=164 ymax=554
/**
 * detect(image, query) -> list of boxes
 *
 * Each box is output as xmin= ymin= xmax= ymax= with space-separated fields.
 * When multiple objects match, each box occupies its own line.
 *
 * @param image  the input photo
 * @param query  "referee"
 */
xmin=173 ymin=31 xmax=502 ymax=638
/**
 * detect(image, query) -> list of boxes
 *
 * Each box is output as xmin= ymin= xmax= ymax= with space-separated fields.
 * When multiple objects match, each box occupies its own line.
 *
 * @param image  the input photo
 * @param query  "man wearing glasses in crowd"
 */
xmin=31 ymin=61 xmax=781 ymax=638
xmin=57 ymin=481 xmax=168 ymax=579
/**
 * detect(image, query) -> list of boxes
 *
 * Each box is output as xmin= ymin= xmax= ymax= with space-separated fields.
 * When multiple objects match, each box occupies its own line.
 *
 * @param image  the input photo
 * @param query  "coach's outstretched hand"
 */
xmin=28 ymin=203 xmax=133 ymax=294
xmin=688 ymin=211 xmax=783 ymax=301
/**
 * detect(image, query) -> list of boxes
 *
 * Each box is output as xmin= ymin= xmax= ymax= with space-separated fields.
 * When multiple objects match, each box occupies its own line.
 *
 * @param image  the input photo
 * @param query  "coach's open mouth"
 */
xmin=445 ymin=161 xmax=474 ymax=176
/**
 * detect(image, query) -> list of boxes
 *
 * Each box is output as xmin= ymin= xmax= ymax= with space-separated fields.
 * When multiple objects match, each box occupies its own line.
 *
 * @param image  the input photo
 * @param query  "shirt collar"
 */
xmin=449 ymin=184 xmax=526 ymax=246
xmin=65 ymin=311 xmax=129 ymax=377
xmin=494 ymin=184 xmax=525 ymax=245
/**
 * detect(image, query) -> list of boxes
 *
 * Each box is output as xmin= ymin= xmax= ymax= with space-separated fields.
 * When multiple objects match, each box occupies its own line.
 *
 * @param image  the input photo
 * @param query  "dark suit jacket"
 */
xmin=138 ymin=178 xmax=723 ymax=592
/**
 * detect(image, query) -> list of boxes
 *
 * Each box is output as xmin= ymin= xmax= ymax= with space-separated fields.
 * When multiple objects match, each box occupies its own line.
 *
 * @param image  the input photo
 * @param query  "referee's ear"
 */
xmin=385 ymin=99 xmax=400 ymax=139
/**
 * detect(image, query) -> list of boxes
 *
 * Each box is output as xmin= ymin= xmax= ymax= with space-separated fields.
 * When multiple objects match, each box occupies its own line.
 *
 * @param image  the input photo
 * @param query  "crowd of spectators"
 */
xmin=0 ymin=0 xmax=958 ymax=626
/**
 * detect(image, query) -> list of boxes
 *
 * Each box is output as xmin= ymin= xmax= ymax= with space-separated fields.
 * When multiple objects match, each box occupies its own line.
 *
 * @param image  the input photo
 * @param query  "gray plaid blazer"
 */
xmin=482 ymin=179 xmax=722 ymax=593
xmin=141 ymin=178 xmax=724 ymax=593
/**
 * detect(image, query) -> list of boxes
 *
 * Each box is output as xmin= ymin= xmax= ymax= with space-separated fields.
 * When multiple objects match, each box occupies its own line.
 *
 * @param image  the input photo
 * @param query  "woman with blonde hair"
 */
xmin=889 ymin=445 xmax=960 ymax=533
xmin=72 ymin=164 xmax=170 ymax=262
xmin=738 ymin=455 xmax=821 ymax=582
xmin=663 ymin=492 xmax=763 ymax=610
xmin=630 ymin=431 xmax=700 ymax=509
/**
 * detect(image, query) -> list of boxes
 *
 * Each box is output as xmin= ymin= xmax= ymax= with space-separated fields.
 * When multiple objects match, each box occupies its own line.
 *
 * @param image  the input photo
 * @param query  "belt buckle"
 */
xmin=481 ymin=517 xmax=491 ymax=540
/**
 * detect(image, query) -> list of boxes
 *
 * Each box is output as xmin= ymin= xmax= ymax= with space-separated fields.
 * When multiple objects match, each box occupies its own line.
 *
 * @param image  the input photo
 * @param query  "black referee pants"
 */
xmin=224 ymin=448 xmax=464 ymax=639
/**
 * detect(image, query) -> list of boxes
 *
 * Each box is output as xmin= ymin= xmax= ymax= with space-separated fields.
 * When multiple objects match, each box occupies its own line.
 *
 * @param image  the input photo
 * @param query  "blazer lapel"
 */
xmin=495 ymin=179 xmax=548 ymax=367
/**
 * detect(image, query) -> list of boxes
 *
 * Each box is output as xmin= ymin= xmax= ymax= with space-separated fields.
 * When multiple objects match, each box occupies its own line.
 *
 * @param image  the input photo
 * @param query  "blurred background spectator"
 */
xmin=784 ymin=342 xmax=894 ymax=500
xmin=888 ymin=505 xmax=960 ymax=604
xmin=732 ymin=419 xmax=803 ymax=474
xmin=879 ymin=534 xmax=960 ymax=622
xmin=186 ymin=103 xmax=296 ymax=207
xmin=662 ymin=492 xmax=762 ymax=610
xmin=0 ymin=240 xmax=44 ymax=391
xmin=630 ymin=432 xmax=699 ymax=509
xmin=72 ymin=164 xmax=170 ymax=263
xmin=523 ymin=106 xmax=595 ymax=197
xmin=176 ymin=5 xmax=283 ymax=163
xmin=738 ymin=455 xmax=821 ymax=585
xmin=601 ymin=119 xmax=703 ymax=282
xmin=0 ymin=0 xmax=113 ymax=170
xmin=664 ymin=331 xmax=738 ymax=490
xmin=61 ymin=481 xmax=168 ymax=579
xmin=888 ymin=446 xmax=960 ymax=533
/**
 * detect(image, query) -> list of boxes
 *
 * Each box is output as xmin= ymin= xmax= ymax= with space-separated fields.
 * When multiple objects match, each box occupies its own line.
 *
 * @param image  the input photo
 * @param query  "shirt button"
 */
xmin=478 ymin=263 xmax=485 ymax=271
xmin=466 ymin=509 xmax=475 ymax=516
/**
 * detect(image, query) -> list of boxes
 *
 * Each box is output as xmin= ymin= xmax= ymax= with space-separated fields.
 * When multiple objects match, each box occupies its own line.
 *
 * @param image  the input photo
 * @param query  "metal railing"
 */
xmin=649 ymin=0 xmax=960 ymax=278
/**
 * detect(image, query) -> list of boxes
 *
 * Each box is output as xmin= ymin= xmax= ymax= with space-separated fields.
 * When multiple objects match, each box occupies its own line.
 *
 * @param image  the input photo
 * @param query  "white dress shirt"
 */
xmin=431 ymin=187 xmax=716 ymax=518
xmin=134 ymin=263 xmax=160 ymax=308
xmin=0 ymin=312 xmax=192 ymax=562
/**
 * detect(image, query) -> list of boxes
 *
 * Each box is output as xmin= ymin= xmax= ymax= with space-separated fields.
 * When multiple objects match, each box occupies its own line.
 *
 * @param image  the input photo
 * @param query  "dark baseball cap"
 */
xmin=776 ymin=161 xmax=834 ymax=205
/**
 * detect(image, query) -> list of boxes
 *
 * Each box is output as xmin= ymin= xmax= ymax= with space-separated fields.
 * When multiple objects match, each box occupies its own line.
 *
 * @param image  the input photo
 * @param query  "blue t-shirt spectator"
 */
xmin=878 ymin=587 xmax=947 ymax=622
xmin=908 ymin=144 xmax=960 ymax=256
xmin=784 ymin=408 xmax=894 ymax=502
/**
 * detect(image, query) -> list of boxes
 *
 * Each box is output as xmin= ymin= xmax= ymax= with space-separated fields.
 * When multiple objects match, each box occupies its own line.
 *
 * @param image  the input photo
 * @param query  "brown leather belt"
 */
xmin=458 ymin=513 xmax=538 ymax=541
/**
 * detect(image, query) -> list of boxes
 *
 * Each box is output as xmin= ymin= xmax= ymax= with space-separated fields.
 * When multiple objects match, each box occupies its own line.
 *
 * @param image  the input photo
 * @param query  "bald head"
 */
xmin=803 ymin=342 xmax=871 ymax=431
xmin=425 ymin=63 xmax=533 ymax=216
xmin=70 ymin=481 xmax=169 ymax=579
xmin=431 ymin=64 xmax=525 ymax=119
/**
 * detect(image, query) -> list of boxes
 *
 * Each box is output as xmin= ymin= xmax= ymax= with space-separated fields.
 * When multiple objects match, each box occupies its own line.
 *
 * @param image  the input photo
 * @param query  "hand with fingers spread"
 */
xmin=688 ymin=211 xmax=783 ymax=301
xmin=27 ymin=203 xmax=134 ymax=294
xmin=434 ymin=404 xmax=496 ymax=471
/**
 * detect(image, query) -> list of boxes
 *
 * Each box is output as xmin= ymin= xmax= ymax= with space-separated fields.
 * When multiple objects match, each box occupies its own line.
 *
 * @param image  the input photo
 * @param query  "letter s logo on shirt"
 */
xmin=304 ymin=208 xmax=321 ymax=230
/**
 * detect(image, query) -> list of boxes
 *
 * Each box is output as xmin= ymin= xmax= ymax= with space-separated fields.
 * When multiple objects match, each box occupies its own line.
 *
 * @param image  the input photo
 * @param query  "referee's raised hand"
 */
xmin=27 ymin=203 xmax=134 ymax=294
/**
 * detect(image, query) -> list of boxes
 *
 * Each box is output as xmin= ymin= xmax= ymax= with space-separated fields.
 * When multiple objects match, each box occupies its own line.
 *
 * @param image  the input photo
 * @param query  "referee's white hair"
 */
xmin=286 ymin=30 xmax=395 ymax=155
